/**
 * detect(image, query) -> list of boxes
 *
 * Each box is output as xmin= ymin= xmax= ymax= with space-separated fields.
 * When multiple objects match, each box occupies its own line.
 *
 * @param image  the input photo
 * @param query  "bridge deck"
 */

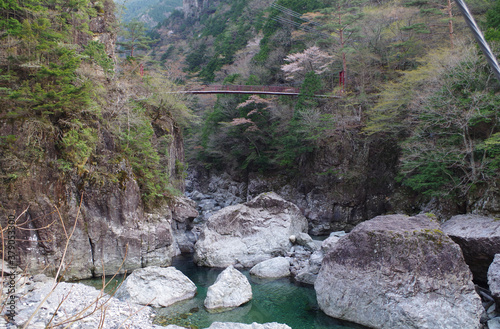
xmin=179 ymin=90 xmax=300 ymax=96
xmin=170 ymin=85 xmax=339 ymax=98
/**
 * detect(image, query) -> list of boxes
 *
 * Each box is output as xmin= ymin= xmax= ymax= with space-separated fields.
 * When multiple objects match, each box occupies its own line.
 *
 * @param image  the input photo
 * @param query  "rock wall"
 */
xmin=0 ymin=141 xmax=192 ymax=280
xmin=0 ymin=0 xmax=193 ymax=280
xmin=183 ymin=0 xmax=212 ymax=18
xmin=188 ymin=133 xmax=399 ymax=234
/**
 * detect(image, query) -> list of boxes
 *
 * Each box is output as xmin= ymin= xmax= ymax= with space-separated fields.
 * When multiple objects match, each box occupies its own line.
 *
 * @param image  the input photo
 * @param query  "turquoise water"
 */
xmin=81 ymin=255 xmax=366 ymax=329
xmin=154 ymin=255 xmax=365 ymax=329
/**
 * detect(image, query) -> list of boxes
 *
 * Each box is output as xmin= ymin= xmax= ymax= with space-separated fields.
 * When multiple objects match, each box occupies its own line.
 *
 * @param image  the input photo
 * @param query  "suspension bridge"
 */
xmin=173 ymin=85 xmax=339 ymax=97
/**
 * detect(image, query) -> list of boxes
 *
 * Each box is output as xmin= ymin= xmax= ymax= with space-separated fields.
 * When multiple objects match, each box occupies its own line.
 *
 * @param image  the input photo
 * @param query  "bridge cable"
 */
xmin=454 ymin=0 xmax=500 ymax=84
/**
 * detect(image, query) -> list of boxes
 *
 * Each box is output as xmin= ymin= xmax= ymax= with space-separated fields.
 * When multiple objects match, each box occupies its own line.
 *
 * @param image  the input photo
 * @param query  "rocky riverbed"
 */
xmin=4 ymin=191 xmax=500 ymax=329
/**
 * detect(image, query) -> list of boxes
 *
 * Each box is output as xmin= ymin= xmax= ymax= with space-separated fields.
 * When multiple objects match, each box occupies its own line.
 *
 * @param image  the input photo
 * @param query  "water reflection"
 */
xmin=81 ymin=254 xmax=366 ymax=329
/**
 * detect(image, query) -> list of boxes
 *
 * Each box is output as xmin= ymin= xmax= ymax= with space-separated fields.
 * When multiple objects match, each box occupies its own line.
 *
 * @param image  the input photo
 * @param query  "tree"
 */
xmin=403 ymin=0 xmax=455 ymax=48
xmin=485 ymin=0 xmax=500 ymax=41
xmin=312 ymin=0 xmax=366 ymax=91
xmin=281 ymin=46 xmax=333 ymax=82
xmin=398 ymin=45 xmax=500 ymax=198
xmin=117 ymin=20 xmax=155 ymax=57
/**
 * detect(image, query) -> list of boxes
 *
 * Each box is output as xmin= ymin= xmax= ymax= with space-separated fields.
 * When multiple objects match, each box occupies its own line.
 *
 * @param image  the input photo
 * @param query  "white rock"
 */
xmin=194 ymin=192 xmax=308 ymax=268
xmin=115 ymin=266 xmax=196 ymax=307
xmin=204 ymin=266 xmax=252 ymax=312
xmin=250 ymin=257 xmax=290 ymax=279
xmin=489 ymin=254 xmax=500 ymax=302
xmin=14 ymin=281 xmax=158 ymax=329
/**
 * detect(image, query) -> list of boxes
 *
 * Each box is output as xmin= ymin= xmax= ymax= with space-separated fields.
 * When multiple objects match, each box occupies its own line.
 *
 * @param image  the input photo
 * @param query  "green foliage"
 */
xmin=255 ymin=0 xmax=326 ymax=63
xmin=117 ymin=19 xmax=156 ymax=57
xmin=140 ymin=72 xmax=196 ymax=127
xmin=185 ymin=43 xmax=208 ymax=72
xmin=296 ymin=71 xmax=323 ymax=111
xmin=116 ymin=0 xmax=182 ymax=25
xmin=118 ymin=104 xmax=171 ymax=206
xmin=398 ymin=47 xmax=500 ymax=197
xmin=83 ymin=40 xmax=114 ymax=75
xmin=182 ymin=0 xmax=258 ymax=82
xmin=486 ymin=0 xmax=500 ymax=41
xmin=1 ymin=1 xmax=106 ymax=173
xmin=364 ymin=49 xmax=450 ymax=136
xmin=61 ymin=120 xmax=98 ymax=167
xmin=478 ymin=133 xmax=500 ymax=172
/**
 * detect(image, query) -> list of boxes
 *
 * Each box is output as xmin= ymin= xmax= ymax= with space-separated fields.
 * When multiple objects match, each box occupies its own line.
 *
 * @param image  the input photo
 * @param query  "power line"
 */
xmin=454 ymin=0 xmax=500 ymax=84
xmin=271 ymin=16 xmax=331 ymax=38
xmin=270 ymin=2 xmax=330 ymax=39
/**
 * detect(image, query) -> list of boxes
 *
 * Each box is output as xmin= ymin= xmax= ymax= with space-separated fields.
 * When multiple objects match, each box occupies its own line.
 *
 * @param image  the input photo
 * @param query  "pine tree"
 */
xmin=315 ymin=0 xmax=366 ymax=91
xmin=117 ymin=20 xmax=156 ymax=57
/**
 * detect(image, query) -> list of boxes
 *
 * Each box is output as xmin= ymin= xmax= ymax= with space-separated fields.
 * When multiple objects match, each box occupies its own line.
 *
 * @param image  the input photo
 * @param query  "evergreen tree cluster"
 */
xmin=0 ymin=0 xmax=191 ymax=207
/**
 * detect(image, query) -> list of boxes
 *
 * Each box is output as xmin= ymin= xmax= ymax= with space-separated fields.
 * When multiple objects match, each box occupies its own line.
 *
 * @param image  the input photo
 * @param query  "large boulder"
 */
xmin=14 ymin=281 xmax=162 ymax=329
xmin=315 ymin=214 xmax=483 ymax=329
xmin=489 ymin=254 xmax=500 ymax=304
xmin=115 ymin=266 xmax=196 ymax=307
xmin=289 ymin=232 xmax=345 ymax=285
xmin=441 ymin=214 xmax=500 ymax=283
xmin=194 ymin=192 xmax=308 ymax=268
xmin=171 ymin=196 xmax=199 ymax=253
xmin=249 ymin=257 xmax=290 ymax=279
xmin=204 ymin=266 xmax=252 ymax=312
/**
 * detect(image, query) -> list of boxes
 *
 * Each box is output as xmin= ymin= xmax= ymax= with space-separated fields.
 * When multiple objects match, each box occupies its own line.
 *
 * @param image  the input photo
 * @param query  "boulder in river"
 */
xmin=204 ymin=266 xmax=252 ymax=312
xmin=315 ymin=214 xmax=483 ymax=329
xmin=115 ymin=266 xmax=197 ymax=307
xmin=194 ymin=192 xmax=308 ymax=268
xmin=441 ymin=214 xmax=500 ymax=283
xmin=489 ymin=254 xmax=500 ymax=305
xmin=249 ymin=257 xmax=290 ymax=279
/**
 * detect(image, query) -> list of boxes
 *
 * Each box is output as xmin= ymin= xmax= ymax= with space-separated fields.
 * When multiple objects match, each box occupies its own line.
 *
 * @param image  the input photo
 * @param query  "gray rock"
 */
xmin=441 ymin=214 xmax=500 ymax=283
xmin=206 ymin=322 xmax=291 ymax=329
xmin=194 ymin=192 xmax=308 ymax=268
xmin=321 ymin=234 xmax=343 ymax=252
xmin=308 ymin=249 xmax=324 ymax=273
xmin=489 ymin=318 xmax=500 ymax=329
xmin=14 ymin=281 xmax=159 ymax=329
xmin=488 ymin=303 xmax=500 ymax=319
xmin=249 ymin=257 xmax=290 ymax=279
xmin=0 ymin=260 xmax=21 ymax=276
xmin=172 ymin=197 xmax=199 ymax=223
xmin=315 ymin=214 xmax=483 ymax=329
xmin=190 ymin=190 xmax=209 ymax=201
xmin=295 ymin=233 xmax=313 ymax=246
xmin=115 ymin=266 xmax=196 ymax=307
xmin=32 ymin=274 xmax=51 ymax=283
xmin=204 ymin=266 xmax=252 ymax=312
xmin=489 ymin=254 xmax=500 ymax=307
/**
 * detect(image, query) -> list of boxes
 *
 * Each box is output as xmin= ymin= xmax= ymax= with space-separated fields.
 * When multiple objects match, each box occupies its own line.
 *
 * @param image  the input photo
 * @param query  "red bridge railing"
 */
xmin=190 ymin=85 xmax=301 ymax=94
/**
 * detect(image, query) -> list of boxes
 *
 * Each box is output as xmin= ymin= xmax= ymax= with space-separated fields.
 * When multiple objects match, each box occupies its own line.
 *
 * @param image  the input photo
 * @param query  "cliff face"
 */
xmin=0 ymin=0 xmax=191 ymax=280
xmin=189 ymin=131 xmax=400 ymax=234
xmin=183 ymin=0 xmax=212 ymax=18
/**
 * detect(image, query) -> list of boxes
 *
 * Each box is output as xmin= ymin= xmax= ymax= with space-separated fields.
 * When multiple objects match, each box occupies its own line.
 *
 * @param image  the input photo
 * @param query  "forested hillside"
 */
xmin=116 ymin=0 xmax=183 ymax=26
xmin=0 ymin=0 xmax=195 ymax=277
xmin=0 ymin=0 xmax=194 ymax=208
xmin=155 ymin=0 xmax=500 ymax=221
